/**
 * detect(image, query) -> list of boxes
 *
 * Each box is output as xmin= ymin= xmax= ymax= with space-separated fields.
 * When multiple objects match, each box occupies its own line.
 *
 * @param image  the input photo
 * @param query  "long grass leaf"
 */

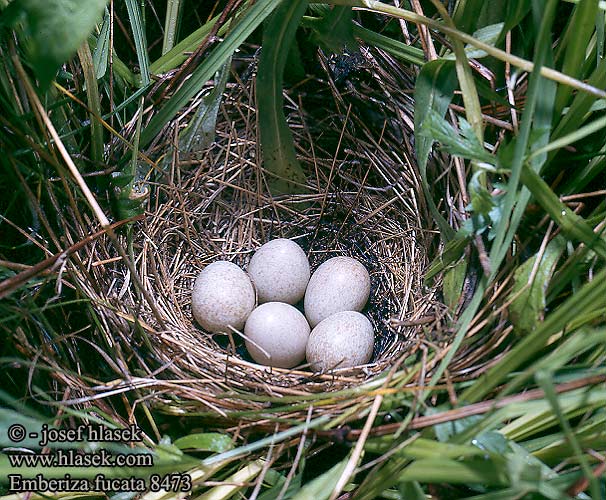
xmin=125 ymin=0 xmax=150 ymax=87
xmin=257 ymin=0 xmax=309 ymax=194
xmin=141 ymin=0 xmax=282 ymax=149
xmin=535 ymin=370 xmax=600 ymax=499
xmin=554 ymin=0 xmax=599 ymax=116
xmin=162 ymin=0 xmax=182 ymax=55
xmin=77 ymin=42 xmax=103 ymax=165
xmin=462 ymin=265 xmax=606 ymax=402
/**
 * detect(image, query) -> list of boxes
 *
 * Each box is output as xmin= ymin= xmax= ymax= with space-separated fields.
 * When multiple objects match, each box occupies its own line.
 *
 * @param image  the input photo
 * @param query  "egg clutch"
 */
xmin=191 ymin=239 xmax=373 ymax=371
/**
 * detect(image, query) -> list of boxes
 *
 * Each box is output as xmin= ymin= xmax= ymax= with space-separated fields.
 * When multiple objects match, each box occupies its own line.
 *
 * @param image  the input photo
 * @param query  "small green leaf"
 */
xmin=12 ymin=0 xmax=108 ymax=88
xmin=508 ymin=236 xmax=565 ymax=335
xmin=443 ymin=23 xmax=504 ymax=60
xmin=420 ymin=111 xmax=494 ymax=164
xmin=92 ymin=8 xmax=111 ymax=80
xmin=173 ymin=432 xmax=234 ymax=453
xmin=443 ymin=258 xmax=468 ymax=311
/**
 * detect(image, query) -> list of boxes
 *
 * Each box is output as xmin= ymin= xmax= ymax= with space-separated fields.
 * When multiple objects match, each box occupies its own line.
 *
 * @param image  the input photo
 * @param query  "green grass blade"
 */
xmin=520 ymin=164 xmax=606 ymax=260
xmin=77 ymin=41 xmax=103 ymax=165
xmin=554 ymin=0 xmax=599 ymax=116
xmin=141 ymin=0 xmax=282 ymax=149
xmin=178 ymin=58 xmax=231 ymax=156
xmin=151 ymin=14 xmax=221 ymax=74
xmin=535 ymin=370 xmax=600 ymax=499
xmin=256 ymin=0 xmax=309 ymax=194
xmin=413 ymin=59 xmax=457 ymax=241
xmin=488 ymin=0 xmax=558 ymax=276
xmin=92 ymin=8 xmax=110 ymax=80
xmin=462 ymin=265 xmax=606 ymax=402
xmin=352 ymin=25 xmax=425 ymax=66
xmin=125 ymin=0 xmax=150 ymax=87
xmin=531 ymin=112 xmax=606 ymax=160
xmin=162 ymin=0 xmax=182 ymax=55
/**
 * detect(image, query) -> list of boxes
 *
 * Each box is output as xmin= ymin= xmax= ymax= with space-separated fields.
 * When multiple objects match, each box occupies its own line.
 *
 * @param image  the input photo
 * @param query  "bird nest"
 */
xmin=76 ymin=48 xmax=450 ymax=419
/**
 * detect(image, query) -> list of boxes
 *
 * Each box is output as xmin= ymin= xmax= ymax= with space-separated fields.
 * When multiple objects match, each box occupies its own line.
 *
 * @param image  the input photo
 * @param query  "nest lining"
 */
xmin=80 ymin=48 xmax=447 ymax=415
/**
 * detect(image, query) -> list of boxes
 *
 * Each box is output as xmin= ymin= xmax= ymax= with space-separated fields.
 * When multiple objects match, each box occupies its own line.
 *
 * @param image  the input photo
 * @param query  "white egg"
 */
xmin=244 ymin=302 xmax=310 ymax=368
xmin=304 ymin=256 xmax=370 ymax=327
xmin=247 ymin=238 xmax=310 ymax=304
xmin=306 ymin=311 xmax=374 ymax=372
xmin=192 ymin=261 xmax=255 ymax=333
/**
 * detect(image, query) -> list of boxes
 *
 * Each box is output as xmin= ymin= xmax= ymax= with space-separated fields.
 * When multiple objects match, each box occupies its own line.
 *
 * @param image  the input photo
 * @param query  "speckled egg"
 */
xmin=192 ymin=261 xmax=256 ymax=333
xmin=247 ymin=239 xmax=310 ymax=304
xmin=306 ymin=311 xmax=374 ymax=372
xmin=304 ymin=256 xmax=370 ymax=327
xmin=244 ymin=302 xmax=310 ymax=368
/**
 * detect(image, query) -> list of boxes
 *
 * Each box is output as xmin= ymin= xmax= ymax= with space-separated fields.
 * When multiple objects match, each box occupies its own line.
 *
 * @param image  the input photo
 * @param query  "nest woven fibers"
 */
xmin=80 ymin=47 xmax=449 ymax=419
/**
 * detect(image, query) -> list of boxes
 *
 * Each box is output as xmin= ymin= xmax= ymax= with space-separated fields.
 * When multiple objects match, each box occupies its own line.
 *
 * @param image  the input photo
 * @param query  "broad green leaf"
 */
xmin=473 ymin=431 xmax=557 ymax=482
xmin=173 ymin=433 xmax=234 ymax=453
xmin=414 ymin=59 xmax=458 ymax=241
xmin=433 ymin=413 xmax=484 ymax=442
xmin=310 ymin=5 xmax=357 ymax=53
xmin=9 ymin=0 xmax=108 ymax=88
xmin=257 ymin=0 xmax=309 ymax=195
xmin=141 ymin=0 xmax=282 ymax=148
xmin=508 ymin=236 xmax=565 ymax=335
xmin=397 ymin=481 xmax=426 ymax=500
xmin=258 ymin=468 xmax=303 ymax=500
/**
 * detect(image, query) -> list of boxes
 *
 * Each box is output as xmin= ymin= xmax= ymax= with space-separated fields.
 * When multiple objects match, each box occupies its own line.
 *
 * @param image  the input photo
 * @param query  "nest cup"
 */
xmin=87 ymin=50 xmax=443 ymax=416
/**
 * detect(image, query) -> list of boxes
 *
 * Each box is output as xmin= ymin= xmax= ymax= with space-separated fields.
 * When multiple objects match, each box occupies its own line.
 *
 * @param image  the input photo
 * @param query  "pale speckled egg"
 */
xmin=306 ymin=311 xmax=374 ymax=372
xmin=247 ymin=239 xmax=310 ymax=304
xmin=192 ymin=261 xmax=256 ymax=333
xmin=244 ymin=302 xmax=310 ymax=368
xmin=304 ymin=256 xmax=370 ymax=327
